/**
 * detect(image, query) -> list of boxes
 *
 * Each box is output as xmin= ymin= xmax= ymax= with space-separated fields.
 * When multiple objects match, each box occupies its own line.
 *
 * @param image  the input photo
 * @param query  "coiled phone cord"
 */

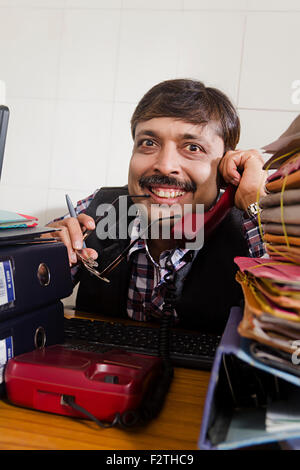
xmin=138 ymin=251 xmax=177 ymax=423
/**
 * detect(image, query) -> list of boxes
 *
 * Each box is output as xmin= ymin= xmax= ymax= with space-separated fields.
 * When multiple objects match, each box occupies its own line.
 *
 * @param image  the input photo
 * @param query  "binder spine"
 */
xmin=0 ymin=258 xmax=15 ymax=311
xmin=0 ymin=300 xmax=65 ymax=396
xmin=0 ymin=243 xmax=73 ymax=321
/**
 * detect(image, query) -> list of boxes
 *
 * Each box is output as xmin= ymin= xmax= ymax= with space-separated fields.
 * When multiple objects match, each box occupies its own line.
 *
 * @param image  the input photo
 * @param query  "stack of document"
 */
xmin=235 ymin=256 xmax=300 ymax=356
xmin=260 ymin=114 xmax=300 ymax=264
xmin=266 ymin=384 xmax=300 ymax=433
xmin=0 ymin=209 xmax=58 ymax=246
xmin=235 ymin=114 xmax=300 ymax=373
xmin=0 ymin=209 xmax=38 ymax=229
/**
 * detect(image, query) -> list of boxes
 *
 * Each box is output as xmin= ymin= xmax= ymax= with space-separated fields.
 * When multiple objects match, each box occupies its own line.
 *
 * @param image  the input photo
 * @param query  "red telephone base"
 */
xmin=5 ymin=345 xmax=162 ymax=422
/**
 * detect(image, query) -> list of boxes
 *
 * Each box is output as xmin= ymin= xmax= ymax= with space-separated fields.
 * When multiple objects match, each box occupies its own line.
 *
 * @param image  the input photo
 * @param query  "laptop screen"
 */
xmin=0 ymin=105 xmax=9 ymax=181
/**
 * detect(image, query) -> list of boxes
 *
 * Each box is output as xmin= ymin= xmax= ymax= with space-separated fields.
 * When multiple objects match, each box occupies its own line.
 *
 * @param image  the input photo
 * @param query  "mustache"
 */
xmin=139 ymin=175 xmax=196 ymax=193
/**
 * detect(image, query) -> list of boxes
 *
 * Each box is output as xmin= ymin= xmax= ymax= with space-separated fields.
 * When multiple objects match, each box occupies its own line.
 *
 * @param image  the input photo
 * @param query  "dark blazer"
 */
xmin=75 ymin=186 xmax=249 ymax=334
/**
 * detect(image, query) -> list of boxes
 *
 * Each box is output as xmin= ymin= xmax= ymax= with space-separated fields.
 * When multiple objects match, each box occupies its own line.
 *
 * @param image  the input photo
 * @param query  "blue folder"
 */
xmin=199 ymin=306 xmax=300 ymax=450
xmin=0 ymin=301 xmax=64 ymax=396
xmin=0 ymin=242 xmax=73 ymax=321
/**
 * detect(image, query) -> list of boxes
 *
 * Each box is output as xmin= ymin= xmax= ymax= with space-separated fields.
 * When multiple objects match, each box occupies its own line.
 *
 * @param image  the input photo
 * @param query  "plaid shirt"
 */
xmin=55 ymin=190 xmax=266 ymax=321
xmin=126 ymin=216 xmax=191 ymax=321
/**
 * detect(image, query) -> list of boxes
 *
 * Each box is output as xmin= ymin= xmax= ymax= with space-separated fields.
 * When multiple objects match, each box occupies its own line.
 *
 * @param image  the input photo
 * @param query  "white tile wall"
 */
xmin=177 ymin=11 xmax=245 ymax=104
xmin=183 ymin=0 xmax=247 ymax=10
xmin=49 ymin=100 xmax=113 ymax=192
xmin=0 ymin=8 xmax=63 ymax=100
xmin=45 ymin=187 xmax=91 ymax=223
xmin=123 ymin=0 xmax=182 ymax=9
xmin=106 ymin=101 xmax=136 ymax=187
xmin=57 ymin=9 xmax=121 ymax=101
xmin=183 ymin=0 xmax=300 ymax=10
xmin=0 ymin=0 xmax=299 ymax=231
xmin=0 ymin=0 xmax=66 ymax=7
xmin=65 ymin=0 xmax=121 ymax=8
xmin=245 ymin=0 xmax=300 ymax=11
xmin=239 ymin=13 xmax=300 ymax=110
xmin=115 ymin=10 xmax=180 ymax=103
xmin=0 ymin=185 xmax=48 ymax=225
xmin=238 ymin=109 xmax=300 ymax=153
xmin=1 ymin=99 xmax=56 ymax=188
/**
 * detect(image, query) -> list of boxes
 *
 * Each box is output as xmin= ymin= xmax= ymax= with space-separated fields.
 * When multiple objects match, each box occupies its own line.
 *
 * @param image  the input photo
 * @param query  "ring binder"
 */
xmin=199 ymin=307 xmax=300 ymax=450
xmin=0 ymin=242 xmax=73 ymax=320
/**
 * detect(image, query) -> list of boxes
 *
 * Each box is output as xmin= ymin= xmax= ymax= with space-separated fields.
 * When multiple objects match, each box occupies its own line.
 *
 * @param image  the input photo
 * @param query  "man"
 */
xmin=48 ymin=79 xmax=267 ymax=334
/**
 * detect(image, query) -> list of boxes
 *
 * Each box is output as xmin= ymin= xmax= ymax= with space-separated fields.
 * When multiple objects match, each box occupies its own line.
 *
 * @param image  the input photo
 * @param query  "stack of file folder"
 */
xmin=199 ymin=115 xmax=300 ymax=449
xmin=235 ymin=114 xmax=300 ymax=374
xmin=0 ymin=210 xmax=38 ymax=229
xmin=0 ymin=242 xmax=73 ymax=396
xmin=0 ymin=210 xmax=72 ymax=397
xmin=0 ymin=209 xmax=59 ymax=246
xmin=261 ymin=143 xmax=300 ymax=264
xmin=261 ymin=114 xmax=300 ymax=264
xmin=235 ymin=257 xmax=300 ymax=371
xmin=198 ymin=307 xmax=300 ymax=449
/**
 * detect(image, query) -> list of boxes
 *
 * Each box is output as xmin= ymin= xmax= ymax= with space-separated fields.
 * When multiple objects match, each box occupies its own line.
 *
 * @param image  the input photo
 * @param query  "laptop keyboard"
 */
xmin=63 ymin=316 xmax=221 ymax=370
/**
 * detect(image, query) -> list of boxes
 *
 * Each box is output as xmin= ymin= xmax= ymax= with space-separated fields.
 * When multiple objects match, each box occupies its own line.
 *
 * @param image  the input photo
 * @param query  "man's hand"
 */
xmin=218 ymin=149 xmax=268 ymax=212
xmin=46 ymin=213 xmax=98 ymax=266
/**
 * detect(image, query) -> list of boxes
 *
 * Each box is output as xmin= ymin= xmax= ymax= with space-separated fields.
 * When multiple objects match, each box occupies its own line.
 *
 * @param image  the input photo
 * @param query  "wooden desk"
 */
xmin=0 ymin=311 xmax=210 ymax=450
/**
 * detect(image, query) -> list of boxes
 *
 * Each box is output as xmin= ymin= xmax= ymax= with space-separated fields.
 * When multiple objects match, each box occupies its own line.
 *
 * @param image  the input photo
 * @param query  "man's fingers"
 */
xmin=46 ymin=218 xmax=86 ymax=264
xmin=57 ymin=217 xmax=84 ymax=250
xmin=80 ymin=248 xmax=98 ymax=261
xmin=239 ymin=155 xmax=267 ymax=193
xmin=56 ymin=225 xmax=78 ymax=266
xmin=219 ymin=149 xmax=268 ymax=211
xmin=46 ymin=214 xmax=97 ymax=267
xmin=220 ymin=149 xmax=265 ymax=186
xmin=77 ymin=213 xmax=96 ymax=231
xmin=219 ymin=151 xmax=242 ymax=184
xmin=225 ymin=158 xmax=241 ymax=184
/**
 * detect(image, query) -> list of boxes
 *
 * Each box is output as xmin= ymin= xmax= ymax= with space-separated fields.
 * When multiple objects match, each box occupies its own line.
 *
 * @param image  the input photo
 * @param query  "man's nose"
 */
xmin=153 ymin=143 xmax=180 ymax=175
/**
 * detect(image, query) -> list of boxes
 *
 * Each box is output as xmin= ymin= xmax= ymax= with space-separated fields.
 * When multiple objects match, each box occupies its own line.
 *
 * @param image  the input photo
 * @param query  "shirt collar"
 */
xmin=128 ymin=212 xmax=193 ymax=269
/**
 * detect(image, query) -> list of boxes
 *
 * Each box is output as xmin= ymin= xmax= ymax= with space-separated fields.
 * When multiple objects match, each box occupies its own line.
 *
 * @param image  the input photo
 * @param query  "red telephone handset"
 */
xmin=172 ymin=184 xmax=237 ymax=243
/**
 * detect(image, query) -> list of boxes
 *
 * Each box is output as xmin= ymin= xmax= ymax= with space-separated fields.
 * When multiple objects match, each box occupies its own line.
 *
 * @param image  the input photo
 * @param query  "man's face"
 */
xmin=128 ymin=117 xmax=225 ymax=222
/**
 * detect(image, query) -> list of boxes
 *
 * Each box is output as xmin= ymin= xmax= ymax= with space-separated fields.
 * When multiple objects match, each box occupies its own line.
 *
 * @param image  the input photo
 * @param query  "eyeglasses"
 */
xmin=75 ymin=194 xmax=180 ymax=283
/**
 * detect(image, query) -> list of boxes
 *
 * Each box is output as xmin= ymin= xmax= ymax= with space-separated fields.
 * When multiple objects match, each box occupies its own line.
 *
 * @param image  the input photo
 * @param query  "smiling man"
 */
xmin=48 ymin=79 xmax=267 ymax=333
xmin=128 ymin=117 xmax=228 ymax=259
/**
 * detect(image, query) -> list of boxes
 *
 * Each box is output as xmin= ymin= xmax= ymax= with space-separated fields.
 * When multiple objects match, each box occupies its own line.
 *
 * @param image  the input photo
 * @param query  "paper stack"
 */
xmin=235 ymin=114 xmax=300 ymax=375
xmin=0 ymin=209 xmax=58 ymax=246
xmin=261 ymin=120 xmax=300 ymax=264
xmin=0 ymin=209 xmax=38 ymax=229
xmin=266 ymin=383 xmax=300 ymax=433
xmin=235 ymin=257 xmax=300 ymax=356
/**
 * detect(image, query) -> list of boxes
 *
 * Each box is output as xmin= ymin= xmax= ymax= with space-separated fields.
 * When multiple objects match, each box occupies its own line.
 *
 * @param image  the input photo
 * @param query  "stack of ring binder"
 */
xmin=0 ymin=243 xmax=73 ymax=396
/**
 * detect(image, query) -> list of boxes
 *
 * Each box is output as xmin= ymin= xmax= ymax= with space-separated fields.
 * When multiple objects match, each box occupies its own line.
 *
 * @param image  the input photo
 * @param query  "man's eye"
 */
xmin=139 ymin=139 xmax=155 ymax=147
xmin=186 ymin=143 xmax=202 ymax=152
